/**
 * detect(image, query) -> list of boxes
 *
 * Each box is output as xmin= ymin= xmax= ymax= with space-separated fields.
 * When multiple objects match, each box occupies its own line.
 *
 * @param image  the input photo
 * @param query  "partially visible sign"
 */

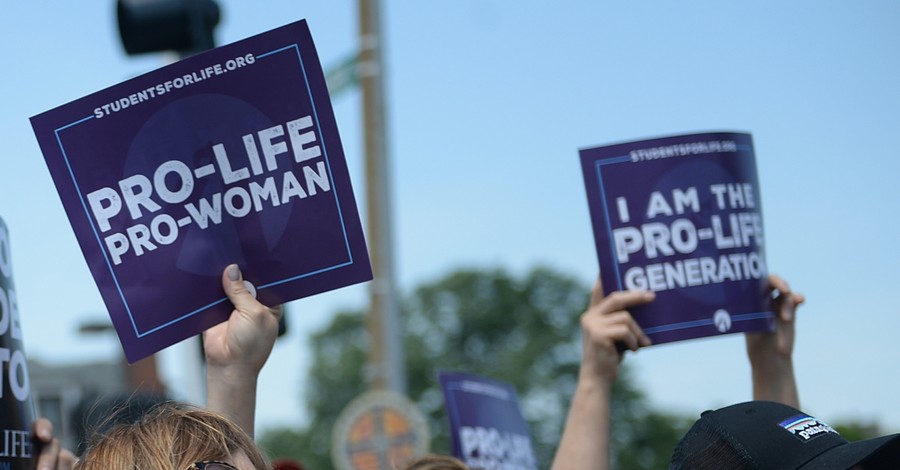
xmin=325 ymin=52 xmax=360 ymax=98
xmin=580 ymin=131 xmax=772 ymax=345
xmin=30 ymin=20 xmax=371 ymax=362
xmin=439 ymin=372 xmax=537 ymax=470
xmin=0 ymin=217 xmax=37 ymax=469
xmin=331 ymin=390 xmax=429 ymax=470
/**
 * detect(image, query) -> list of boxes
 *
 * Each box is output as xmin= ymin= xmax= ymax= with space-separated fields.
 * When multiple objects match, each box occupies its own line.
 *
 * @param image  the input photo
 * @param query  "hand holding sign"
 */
xmin=579 ymin=278 xmax=653 ymax=384
xmin=204 ymin=264 xmax=283 ymax=437
xmin=32 ymin=418 xmax=77 ymax=470
xmin=552 ymin=280 xmax=652 ymax=470
xmin=204 ymin=264 xmax=282 ymax=376
xmin=746 ymin=274 xmax=805 ymax=408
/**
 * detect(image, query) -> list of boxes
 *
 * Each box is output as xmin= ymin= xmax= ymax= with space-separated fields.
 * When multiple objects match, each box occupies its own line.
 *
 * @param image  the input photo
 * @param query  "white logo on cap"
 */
xmin=779 ymin=414 xmax=838 ymax=441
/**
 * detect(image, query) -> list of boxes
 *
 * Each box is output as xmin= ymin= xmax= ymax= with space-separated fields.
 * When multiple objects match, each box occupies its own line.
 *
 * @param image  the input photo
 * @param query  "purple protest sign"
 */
xmin=30 ymin=20 xmax=371 ymax=363
xmin=439 ymin=372 xmax=537 ymax=470
xmin=0 ymin=217 xmax=37 ymax=469
xmin=580 ymin=131 xmax=773 ymax=345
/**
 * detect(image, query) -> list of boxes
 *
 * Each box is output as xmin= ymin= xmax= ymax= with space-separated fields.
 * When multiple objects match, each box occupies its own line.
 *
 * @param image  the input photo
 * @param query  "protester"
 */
xmin=551 ymin=274 xmax=900 ymax=469
xmin=49 ymin=263 xmax=282 ymax=470
xmin=74 ymin=402 xmax=269 ymax=470
xmin=669 ymin=400 xmax=900 ymax=469
xmin=402 ymin=454 xmax=471 ymax=470
xmin=271 ymin=458 xmax=307 ymax=470
xmin=48 ymin=263 xmax=899 ymax=469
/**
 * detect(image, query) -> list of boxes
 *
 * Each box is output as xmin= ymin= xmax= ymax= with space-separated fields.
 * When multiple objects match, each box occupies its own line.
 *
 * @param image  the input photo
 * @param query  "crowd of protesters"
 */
xmin=29 ymin=265 xmax=900 ymax=469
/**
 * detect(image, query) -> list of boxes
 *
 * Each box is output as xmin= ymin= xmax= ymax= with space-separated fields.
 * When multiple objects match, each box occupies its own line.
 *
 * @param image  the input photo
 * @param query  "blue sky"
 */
xmin=3 ymin=0 xmax=899 ymax=439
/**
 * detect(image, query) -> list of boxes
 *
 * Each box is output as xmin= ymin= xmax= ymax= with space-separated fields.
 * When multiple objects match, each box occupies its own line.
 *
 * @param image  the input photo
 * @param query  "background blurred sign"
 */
xmin=0 ymin=217 xmax=37 ymax=470
xmin=440 ymin=371 xmax=537 ymax=470
xmin=331 ymin=390 xmax=429 ymax=470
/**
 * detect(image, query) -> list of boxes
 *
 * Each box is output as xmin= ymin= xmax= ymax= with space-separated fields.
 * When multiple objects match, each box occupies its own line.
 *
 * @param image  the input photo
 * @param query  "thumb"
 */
xmin=223 ymin=264 xmax=256 ymax=311
xmin=590 ymin=276 xmax=605 ymax=307
xmin=780 ymin=295 xmax=795 ymax=322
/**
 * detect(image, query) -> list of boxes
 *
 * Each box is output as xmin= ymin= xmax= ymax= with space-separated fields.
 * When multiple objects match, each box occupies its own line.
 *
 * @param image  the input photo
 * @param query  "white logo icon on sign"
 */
xmin=713 ymin=309 xmax=732 ymax=333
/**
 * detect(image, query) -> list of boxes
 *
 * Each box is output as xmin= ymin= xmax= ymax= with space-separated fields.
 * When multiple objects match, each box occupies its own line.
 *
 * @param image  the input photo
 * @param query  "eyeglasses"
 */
xmin=188 ymin=461 xmax=238 ymax=470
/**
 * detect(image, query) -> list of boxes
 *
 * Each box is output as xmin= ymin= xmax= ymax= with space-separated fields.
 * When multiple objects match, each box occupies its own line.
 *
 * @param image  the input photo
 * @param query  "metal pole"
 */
xmin=358 ymin=0 xmax=405 ymax=393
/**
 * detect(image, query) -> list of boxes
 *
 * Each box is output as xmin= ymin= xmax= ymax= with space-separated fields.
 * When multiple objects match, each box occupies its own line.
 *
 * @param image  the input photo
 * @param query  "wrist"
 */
xmin=577 ymin=368 xmax=615 ymax=397
xmin=750 ymin=357 xmax=799 ymax=407
xmin=749 ymin=352 xmax=793 ymax=374
xmin=206 ymin=363 xmax=259 ymax=406
xmin=205 ymin=364 xmax=259 ymax=436
xmin=206 ymin=358 xmax=260 ymax=372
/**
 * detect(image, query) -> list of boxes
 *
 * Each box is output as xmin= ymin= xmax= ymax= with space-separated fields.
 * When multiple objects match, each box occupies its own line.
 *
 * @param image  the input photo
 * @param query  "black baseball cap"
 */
xmin=669 ymin=401 xmax=900 ymax=469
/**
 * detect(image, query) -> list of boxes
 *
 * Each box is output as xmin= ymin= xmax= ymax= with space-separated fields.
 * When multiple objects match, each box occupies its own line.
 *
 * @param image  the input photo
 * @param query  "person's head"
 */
xmin=75 ymin=401 xmax=270 ymax=470
xmin=272 ymin=459 xmax=306 ymax=470
xmin=402 ymin=454 xmax=471 ymax=470
xmin=74 ymin=391 xmax=169 ymax=455
xmin=670 ymin=401 xmax=900 ymax=469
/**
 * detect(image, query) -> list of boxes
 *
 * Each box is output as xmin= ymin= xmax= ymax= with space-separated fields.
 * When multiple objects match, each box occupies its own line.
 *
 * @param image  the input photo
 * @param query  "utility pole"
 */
xmin=358 ymin=0 xmax=405 ymax=393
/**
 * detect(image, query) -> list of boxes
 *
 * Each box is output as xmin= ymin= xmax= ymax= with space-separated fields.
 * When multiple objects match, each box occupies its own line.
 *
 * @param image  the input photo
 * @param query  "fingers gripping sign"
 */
xmin=203 ymin=264 xmax=283 ymax=375
xmin=33 ymin=417 xmax=77 ymax=470
xmin=580 ymin=278 xmax=655 ymax=383
xmin=767 ymin=274 xmax=805 ymax=324
xmin=746 ymin=274 xmax=806 ymax=364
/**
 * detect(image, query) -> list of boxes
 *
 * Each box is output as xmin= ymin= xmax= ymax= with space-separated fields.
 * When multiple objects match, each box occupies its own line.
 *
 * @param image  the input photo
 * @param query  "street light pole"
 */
xmin=358 ymin=0 xmax=405 ymax=394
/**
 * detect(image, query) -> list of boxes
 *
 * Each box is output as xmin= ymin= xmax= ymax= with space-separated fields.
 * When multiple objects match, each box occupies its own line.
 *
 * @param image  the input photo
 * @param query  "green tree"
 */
xmin=832 ymin=421 xmax=883 ymax=442
xmin=260 ymin=266 xmax=690 ymax=469
xmin=258 ymin=427 xmax=307 ymax=463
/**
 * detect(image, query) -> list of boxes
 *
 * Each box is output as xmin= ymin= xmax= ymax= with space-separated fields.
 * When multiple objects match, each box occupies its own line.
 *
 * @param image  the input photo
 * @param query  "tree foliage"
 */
xmin=260 ymin=266 xmax=690 ymax=469
xmin=832 ymin=421 xmax=884 ymax=442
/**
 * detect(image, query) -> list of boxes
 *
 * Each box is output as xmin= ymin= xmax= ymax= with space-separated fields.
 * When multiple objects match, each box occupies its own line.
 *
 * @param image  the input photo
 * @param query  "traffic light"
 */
xmin=117 ymin=0 xmax=220 ymax=55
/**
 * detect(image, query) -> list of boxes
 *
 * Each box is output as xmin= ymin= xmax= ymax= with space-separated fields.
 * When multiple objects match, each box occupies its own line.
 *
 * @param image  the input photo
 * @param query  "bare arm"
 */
xmin=551 ymin=279 xmax=654 ymax=470
xmin=745 ymin=274 xmax=805 ymax=408
xmin=203 ymin=264 xmax=282 ymax=438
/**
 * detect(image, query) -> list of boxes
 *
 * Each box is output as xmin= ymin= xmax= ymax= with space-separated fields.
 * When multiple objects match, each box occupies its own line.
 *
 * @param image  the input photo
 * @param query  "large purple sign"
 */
xmin=439 ymin=372 xmax=537 ymax=470
xmin=580 ymin=131 xmax=772 ymax=344
xmin=30 ymin=20 xmax=371 ymax=363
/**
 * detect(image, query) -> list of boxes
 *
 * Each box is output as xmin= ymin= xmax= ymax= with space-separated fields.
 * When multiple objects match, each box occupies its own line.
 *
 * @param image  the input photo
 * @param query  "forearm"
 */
xmin=206 ymin=364 xmax=259 ymax=438
xmin=750 ymin=356 xmax=799 ymax=408
xmin=551 ymin=375 xmax=613 ymax=470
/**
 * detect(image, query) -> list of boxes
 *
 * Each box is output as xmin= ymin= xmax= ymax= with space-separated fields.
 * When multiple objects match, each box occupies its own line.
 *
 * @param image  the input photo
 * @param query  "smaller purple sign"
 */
xmin=439 ymin=372 xmax=537 ymax=470
xmin=0 ymin=217 xmax=37 ymax=470
xmin=579 ymin=131 xmax=773 ymax=345
xmin=29 ymin=20 xmax=371 ymax=363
